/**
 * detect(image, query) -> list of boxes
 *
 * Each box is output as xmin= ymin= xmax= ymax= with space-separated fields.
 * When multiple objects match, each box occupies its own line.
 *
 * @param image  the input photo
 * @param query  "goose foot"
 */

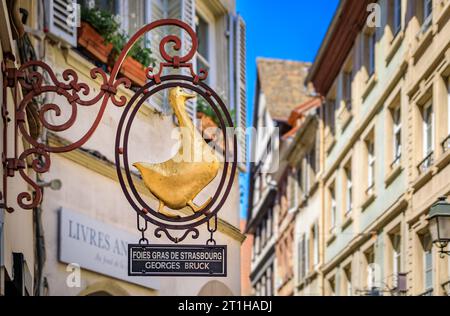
xmin=158 ymin=200 xmax=180 ymax=219
xmin=188 ymin=197 xmax=212 ymax=214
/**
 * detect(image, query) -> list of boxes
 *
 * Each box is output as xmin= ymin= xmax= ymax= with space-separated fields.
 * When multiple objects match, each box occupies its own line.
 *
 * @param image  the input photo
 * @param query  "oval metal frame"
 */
xmin=115 ymin=74 xmax=237 ymax=231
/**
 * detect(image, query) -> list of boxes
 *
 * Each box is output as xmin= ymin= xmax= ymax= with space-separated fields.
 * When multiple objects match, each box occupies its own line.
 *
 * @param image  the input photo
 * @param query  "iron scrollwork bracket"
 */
xmin=1 ymin=19 xmax=235 ymax=245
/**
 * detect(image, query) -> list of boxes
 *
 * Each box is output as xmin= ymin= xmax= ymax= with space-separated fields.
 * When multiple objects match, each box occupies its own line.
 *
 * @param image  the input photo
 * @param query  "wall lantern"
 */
xmin=428 ymin=196 xmax=450 ymax=257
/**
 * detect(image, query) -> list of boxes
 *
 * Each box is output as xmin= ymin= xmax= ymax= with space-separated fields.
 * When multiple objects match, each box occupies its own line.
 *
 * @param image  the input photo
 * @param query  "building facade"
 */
xmin=0 ymin=0 xmax=246 ymax=296
xmin=304 ymin=0 xmax=450 ymax=296
xmin=246 ymin=58 xmax=313 ymax=296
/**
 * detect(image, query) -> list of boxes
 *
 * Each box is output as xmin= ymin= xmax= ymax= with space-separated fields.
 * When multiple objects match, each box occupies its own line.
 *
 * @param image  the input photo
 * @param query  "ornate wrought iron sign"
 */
xmin=1 ymin=19 xmax=236 ymax=277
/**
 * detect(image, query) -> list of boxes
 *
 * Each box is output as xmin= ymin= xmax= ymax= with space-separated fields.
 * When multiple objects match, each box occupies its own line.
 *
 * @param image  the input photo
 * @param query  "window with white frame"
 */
xmin=128 ymin=0 xmax=146 ymax=36
xmin=422 ymin=233 xmax=433 ymax=293
xmin=367 ymin=136 xmax=375 ymax=195
xmin=195 ymin=13 xmax=210 ymax=80
xmin=423 ymin=102 xmax=434 ymax=157
xmin=302 ymin=157 xmax=310 ymax=195
xmin=345 ymin=163 xmax=352 ymax=216
xmin=365 ymin=247 xmax=376 ymax=289
xmin=393 ymin=105 xmax=402 ymax=166
xmin=343 ymin=70 xmax=352 ymax=110
xmin=391 ymin=233 xmax=401 ymax=288
xmin=330 ymin=185 xmax=337 ymax=232
xmin=312 ymin=222 xmax=319 ymax=267
xmin=298 ymin=234 xmax=306 ymax=281
xmin=445 ymin=77 xmax=450 ymax=151
xmin=288 ymin=169 xmax=298 ymax=212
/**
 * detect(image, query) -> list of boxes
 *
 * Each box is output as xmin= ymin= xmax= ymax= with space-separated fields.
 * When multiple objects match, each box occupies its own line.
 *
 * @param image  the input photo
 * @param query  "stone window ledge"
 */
xmin=386 ymin=30 xmax=404 ymax=65
xmin=385 ymin=164 xmax=403 ymax=187
xmin=361 ymin=192 xmax=376 ymax=211
xmin=362 ymin=73 xmax=378 ymax=101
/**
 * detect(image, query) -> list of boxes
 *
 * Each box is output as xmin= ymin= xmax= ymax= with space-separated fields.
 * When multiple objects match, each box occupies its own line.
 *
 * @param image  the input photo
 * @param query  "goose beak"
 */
xmin=181 ymin=91 xmax=196 ymax=100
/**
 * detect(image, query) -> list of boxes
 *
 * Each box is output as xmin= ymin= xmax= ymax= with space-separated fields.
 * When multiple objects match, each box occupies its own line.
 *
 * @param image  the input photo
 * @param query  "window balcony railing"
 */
xmin=441 ymin=134 xmax=450 ymax=153
xmin=417 ymin=151 xmax=434 ymax=174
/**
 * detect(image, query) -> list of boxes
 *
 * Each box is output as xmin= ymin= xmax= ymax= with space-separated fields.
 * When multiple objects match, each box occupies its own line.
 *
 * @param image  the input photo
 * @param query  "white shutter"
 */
xmin=45 ymin=0 xmax=77 ymax=46
xmin=235 ymin=15 xmax=247 ymax=170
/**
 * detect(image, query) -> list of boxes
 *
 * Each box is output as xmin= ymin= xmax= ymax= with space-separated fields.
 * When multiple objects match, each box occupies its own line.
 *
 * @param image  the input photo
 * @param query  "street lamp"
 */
xmin=428 ymin=196 xmax=450 ymax=257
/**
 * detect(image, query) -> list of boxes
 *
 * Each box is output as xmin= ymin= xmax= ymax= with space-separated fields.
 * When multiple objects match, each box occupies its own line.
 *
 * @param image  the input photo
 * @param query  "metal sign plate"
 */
xmin=128 ymin=244 xmax=227 ymax=277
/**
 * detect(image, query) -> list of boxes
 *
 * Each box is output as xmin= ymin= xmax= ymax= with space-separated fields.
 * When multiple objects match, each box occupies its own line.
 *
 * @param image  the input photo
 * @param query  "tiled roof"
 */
xmin=257 ymin=58 xmax=313 ymax=120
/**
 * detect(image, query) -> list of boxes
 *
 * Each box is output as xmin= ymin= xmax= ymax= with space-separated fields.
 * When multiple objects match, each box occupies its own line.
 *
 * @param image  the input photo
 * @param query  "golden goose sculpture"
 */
xmin=133 ymin=87 xmax=220 ymax=218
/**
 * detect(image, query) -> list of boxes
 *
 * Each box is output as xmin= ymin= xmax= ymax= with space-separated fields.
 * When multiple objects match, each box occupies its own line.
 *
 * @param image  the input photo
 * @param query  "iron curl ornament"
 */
xmin=1 ymin=19 xmax=237 ymax=245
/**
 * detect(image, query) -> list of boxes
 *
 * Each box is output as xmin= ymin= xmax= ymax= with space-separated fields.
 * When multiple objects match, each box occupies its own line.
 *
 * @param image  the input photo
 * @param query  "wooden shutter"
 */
xmin=235 ymin=15 xmax=247 ymax=170
xmin=45 ymin=0 xmax=77 ymax=46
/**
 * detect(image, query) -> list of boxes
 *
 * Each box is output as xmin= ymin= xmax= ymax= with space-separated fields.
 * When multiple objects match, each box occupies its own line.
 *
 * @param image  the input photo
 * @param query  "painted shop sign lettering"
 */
xmin=59 ymin=208 xmax=159 ymax=289
xmin=128 ymin=245 xmax=227 ymax=277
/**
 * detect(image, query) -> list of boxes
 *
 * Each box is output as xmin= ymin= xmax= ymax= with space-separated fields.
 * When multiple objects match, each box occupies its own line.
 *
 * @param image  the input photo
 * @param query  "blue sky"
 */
xmin=236 ymin=0 xmax=340 ymax=218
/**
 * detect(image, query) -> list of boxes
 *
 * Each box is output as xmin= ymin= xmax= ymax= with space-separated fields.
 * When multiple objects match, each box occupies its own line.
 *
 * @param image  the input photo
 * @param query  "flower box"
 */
xmin=120 ymin=56 xmax=147 ymax=87
xmin=77 ymin=21 xmax=113 ymax=64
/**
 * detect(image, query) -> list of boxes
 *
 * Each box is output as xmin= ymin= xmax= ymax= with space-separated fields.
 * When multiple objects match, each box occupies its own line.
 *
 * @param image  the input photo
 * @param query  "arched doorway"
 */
xmin=197 ymin=280 xmax=234 ymax=296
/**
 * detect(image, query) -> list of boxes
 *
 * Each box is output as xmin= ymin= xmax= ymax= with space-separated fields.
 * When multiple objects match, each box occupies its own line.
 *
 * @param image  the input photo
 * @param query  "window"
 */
xmin=366 ymin=136 xmax=375 ymax=195
xmin=300 ymin=157 xmax=310 ymax=196
xmin=330 ymin=185 xmax=337 ymax=232
xmin=267 ymin=208 xmax=273 ymax=240
xmin=195 ymin=14 xmax=210 ymax=79
xmin=345 ymin=163 xmax=352 ymax=216
xmin=444 ymin=77 xmax=450 ymax=152
xmin=308 ymin=145 xmax=317 ymax=177
xmin=128 ymin=0 xmax=146 ymax=36
xmin=365 ymin=248 xmax=376 ymax=289
xmin=297 ymin=164 xmax=304 ymax=197
xmin=393 ymin=0 xmax=402 ymax=36
xmin=423 ymin=0 xmax=433 ymax=29
xmin=391 ymin=233 xmax=401 ymax=288
xmin=261 ymin=216 xmax=267 ymax=248
xmin=326 ymin=99 xmax=337 ymax=135
xmin=312 ymin=222 xmax=319 ymax=267
xmin=365 ymin=31 xmax=376 ymax=77
xmin=343 ymin=70 xmax=353 ymax=110
xmin=418 ymin=101 xmax=434 ymax=173
xmin=423 ymin=102 xmax=434 ymax=157
xmin=80 ymin=0 xmax=146 ymax=36
xmin=448 ymin=77 xmax=450 ymax=136
xmin=392 ymin=105 xmax=402 ymax=166
xmin=298 ymin=235 xmax=306 ymax=281
xmin=421 ymin=233 xmax=433 ymax=293
xmin=288 ymin=169 xmax=298 ymax=212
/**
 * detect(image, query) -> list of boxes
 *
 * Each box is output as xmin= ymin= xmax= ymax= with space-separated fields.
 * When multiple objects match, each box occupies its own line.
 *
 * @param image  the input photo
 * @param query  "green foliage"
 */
xmin=81 ymin=7 xmax=155 ymax=67
xmin=196 ymin=98 xmax=236 ymax=127
xmin=80 ymin=6 xmax=120 ymax=43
